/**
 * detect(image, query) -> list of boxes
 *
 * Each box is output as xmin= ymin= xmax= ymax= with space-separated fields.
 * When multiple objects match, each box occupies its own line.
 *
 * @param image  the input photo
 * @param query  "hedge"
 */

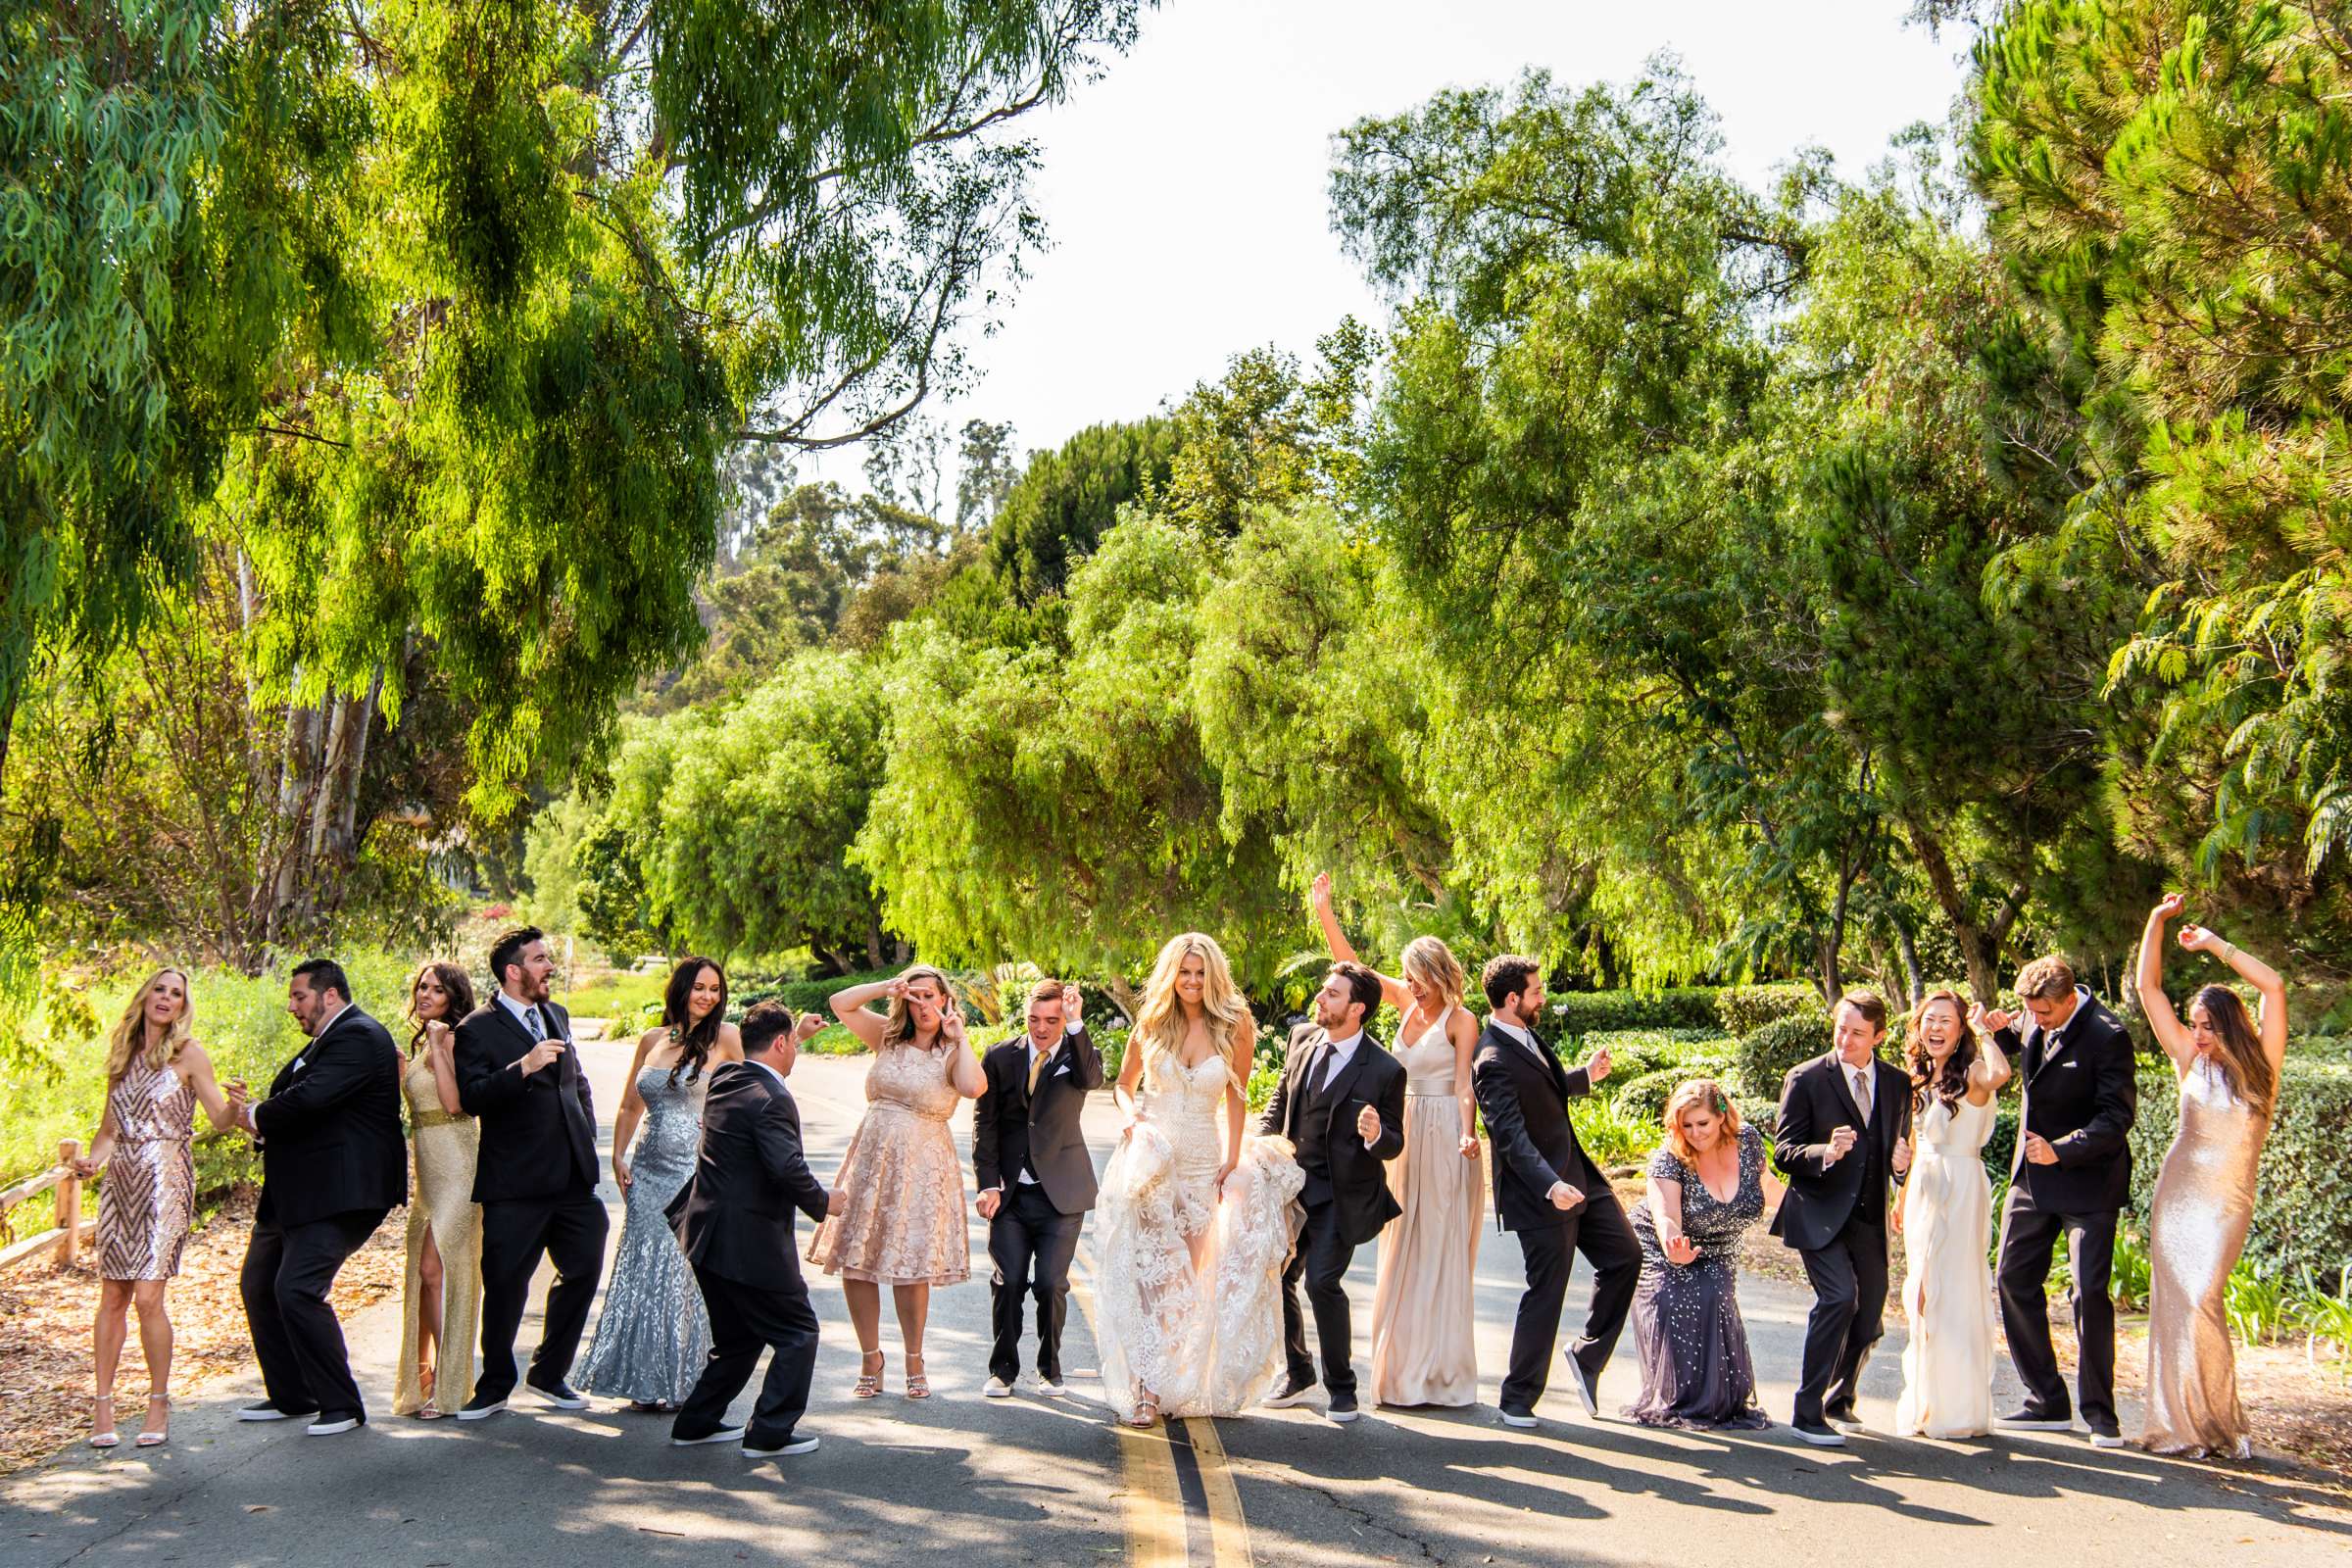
xmin=1549 ymin=987 xmax=1722 ymax=1037
xmin=1715 ymin=984 xmax=1818 ymax=1039
xmin=2126 ymin=1052 xmax=2352 ymax=1281
xmin=1582 ymin=1028 xmax=1728 ymax=1081
xmin=733 ymin=968 xmax=901 ymax=1016
xmin=1735 ymin=1011 xmax=1835 ymax=1100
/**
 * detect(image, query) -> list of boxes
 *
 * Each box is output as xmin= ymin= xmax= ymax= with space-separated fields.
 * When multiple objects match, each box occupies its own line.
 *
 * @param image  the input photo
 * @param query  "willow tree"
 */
xmin=0 ymin=0 xmax=1143 ymax=951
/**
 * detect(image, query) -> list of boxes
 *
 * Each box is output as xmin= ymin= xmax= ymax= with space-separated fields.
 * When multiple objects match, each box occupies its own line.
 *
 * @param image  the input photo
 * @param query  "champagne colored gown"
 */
xmin=2142 ymin=1056 xmax=2268 ymax=1458
xmin=1369 ymin=1008 xmax=1483 ymax=1406
xmin=394 ymin=1052 xmax=483 ymax=1417
xmin=808 ymin=1043 xmax=971 ymax=1286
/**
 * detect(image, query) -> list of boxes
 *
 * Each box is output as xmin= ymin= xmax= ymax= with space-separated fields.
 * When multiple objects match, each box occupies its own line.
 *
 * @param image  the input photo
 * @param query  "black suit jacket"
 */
xmin=667 ymin=1060 xmax=829 ymax=1292
xmin=973 ymin=1025 xmax=1105 ymax=1213
xmin=1256 ymin=1023 xmax=1404 ymax=1247
xmin=251 ymin=1005 xmax=407 ymax=1229
xmin=1471 ymin=1021 xmax=1609 ymax=1232
xmin=454 ymin=997 xmax=599 ymax=1202
xmin=1768 ymin=1051 xmax=1913 ymax=1252
xmin=1993 ymin=989 xmax=2137 ymax=1213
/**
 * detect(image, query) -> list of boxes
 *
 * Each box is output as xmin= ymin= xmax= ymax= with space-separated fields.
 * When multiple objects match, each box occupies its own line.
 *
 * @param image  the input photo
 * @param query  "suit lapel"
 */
xmin=2029 ymin=1023 xmax=2072 ymax=1084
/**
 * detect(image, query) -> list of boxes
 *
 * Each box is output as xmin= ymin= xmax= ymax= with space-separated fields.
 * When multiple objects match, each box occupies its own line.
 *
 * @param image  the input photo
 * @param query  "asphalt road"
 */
xmin=5 ymin=1042 xmax=2346 ymax=1567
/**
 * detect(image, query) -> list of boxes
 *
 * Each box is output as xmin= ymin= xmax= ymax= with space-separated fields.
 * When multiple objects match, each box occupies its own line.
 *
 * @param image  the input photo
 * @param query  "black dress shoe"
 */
xmin=456 ymin=1392 xmax=509 ymax=1422
xmin=1792 ymin=1420 xmax=1848 ymax=1447
xmin=526 ymin=1378 xmax=589 ymax=1410
xmin=237 ymin=1400 xmax=318 ymax=1423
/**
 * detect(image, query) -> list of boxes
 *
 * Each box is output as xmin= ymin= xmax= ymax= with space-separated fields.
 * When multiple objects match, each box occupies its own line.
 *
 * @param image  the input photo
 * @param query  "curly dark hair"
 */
xmin=407 ymin=961 xmax=476 ymax=1054
xmin=1906 ymin=989 xmax=1978 ymax=1112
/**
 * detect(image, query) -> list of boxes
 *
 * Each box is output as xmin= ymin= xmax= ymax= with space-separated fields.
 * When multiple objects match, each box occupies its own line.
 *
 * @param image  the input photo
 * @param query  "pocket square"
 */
xmin=1053 ymin=1061 xmax=1073 ymax=1076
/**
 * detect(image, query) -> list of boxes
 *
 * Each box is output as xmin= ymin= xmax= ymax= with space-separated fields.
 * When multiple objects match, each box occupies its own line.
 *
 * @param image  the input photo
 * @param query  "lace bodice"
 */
xmin=865 ymin=1042 xmax=960 ymax=1121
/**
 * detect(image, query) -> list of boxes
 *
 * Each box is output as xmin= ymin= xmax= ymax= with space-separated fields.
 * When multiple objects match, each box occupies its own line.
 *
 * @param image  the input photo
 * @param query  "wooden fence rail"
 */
xmin=0 ymin=1139 xmax=90 ymax=1273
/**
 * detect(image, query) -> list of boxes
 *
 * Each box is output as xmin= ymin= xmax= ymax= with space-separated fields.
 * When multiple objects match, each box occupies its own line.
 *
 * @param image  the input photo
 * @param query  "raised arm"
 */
xmin=1308 ymin=873 xmax=1412 ymax=1012
xmin=828 ymin=976 xmax=899 ymax=1050
xmin=2178 ymin=918 xmax=2290 ymax=1066
xmin=2136 ymin=894 xmax=2197 ymax=1072
xmin=252 ymin=1034 xmax=385 ymax=1138
xmin=1966 ymin=1019 xmax=2012 ymax=1106
xmin=940 ymin=1007 xmax=985 ymax=1099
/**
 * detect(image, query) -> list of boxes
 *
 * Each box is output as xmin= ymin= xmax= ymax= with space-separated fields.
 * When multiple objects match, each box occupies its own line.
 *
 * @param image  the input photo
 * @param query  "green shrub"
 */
xmin=734 ymin=967 xmax=900 ymax=1017
xmin=1983 ymin=1107 xmax=2020 ymax=1181
xmin=1583 ymin=1028 xmax=1726 ymax=1080
xmin=1549 ymin=987 xmax=1721 ymax=1038
xmin=2127 ymin=1054 xmax=2352 ymax=1281
xmin=1610 ymin=1068 xmax=1683 ymax=1125
xmin=1735 ymin=1010 xmax=1833 ymax=1099
xmin=1566 ymin=1095 xmax=1661 ymax=1173
xmin=1715 ymin=984 xmax=1818 ymax=1038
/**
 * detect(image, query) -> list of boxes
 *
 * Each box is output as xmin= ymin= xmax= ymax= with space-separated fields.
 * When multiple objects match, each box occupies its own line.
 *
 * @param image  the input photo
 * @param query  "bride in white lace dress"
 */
xmin=1094 ymin=933 xmax=1302 ymax=1428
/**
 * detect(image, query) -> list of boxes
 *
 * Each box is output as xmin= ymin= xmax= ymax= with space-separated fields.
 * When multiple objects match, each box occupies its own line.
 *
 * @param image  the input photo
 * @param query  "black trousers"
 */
xmin=1996 ymin=1190 xmax=2119 ymax=1431
xmin=476 ymin=1187 xmax=610 ymax=1400
xmin=240 ymin=1208 xmax=385 ymax=1421
xmin=673 ymin=1265 xmax=820 ymax=1448
xmin=987 ymin=1183 xmax=1086 ymax=1383
xmin=1793 ymin=1210 xmax=1890 ymax=1427
xmin=1281 ymin=1199 xmax=1359 ymax=1397
xmin=1499 ymin=1192 xmax=1641 ymax=1415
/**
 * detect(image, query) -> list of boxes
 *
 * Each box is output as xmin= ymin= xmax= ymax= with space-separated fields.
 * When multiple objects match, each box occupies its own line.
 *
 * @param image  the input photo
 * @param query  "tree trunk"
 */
xmin=1902 ymin=814 xmax=2008 ymax=1005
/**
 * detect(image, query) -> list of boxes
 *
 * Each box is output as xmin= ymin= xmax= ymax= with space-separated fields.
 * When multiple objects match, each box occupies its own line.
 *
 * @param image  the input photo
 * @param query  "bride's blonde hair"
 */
xmin=105 ymin=969 xmax=194 ymax=1084
xmin=1132 ymin=933 xmax=1250 ymax=1065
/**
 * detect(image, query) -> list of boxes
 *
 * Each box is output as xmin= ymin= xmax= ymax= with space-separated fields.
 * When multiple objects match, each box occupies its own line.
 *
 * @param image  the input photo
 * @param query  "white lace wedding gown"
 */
xmin=1092 ymin=1049 xmax=1303 ymax=1419
xmin=1895 ymin=1095 xmax=1997 ymax=1437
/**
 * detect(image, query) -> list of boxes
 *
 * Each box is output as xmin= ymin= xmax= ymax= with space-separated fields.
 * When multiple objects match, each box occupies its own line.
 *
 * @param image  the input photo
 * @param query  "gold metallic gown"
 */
xmin=2142 ymin=1056 xmax=2267 ymax=1458
xmin=394 ymin=1053 xmax=484 ymax=1417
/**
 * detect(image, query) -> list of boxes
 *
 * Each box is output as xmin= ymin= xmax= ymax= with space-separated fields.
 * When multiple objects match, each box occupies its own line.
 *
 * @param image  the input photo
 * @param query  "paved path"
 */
xmin=5 ymin=1045 xmax=2347 ymax=1566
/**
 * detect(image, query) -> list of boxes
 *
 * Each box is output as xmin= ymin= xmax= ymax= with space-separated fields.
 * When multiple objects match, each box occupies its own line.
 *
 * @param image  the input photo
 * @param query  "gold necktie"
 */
xmin=1028 ymin=1049 xmax=1051 ymax=1096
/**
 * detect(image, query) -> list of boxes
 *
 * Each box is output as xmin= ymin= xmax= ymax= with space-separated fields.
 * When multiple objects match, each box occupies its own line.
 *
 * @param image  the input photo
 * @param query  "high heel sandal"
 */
xmin=904 ymin=1353 xmax=930 ymax=1401
xmin=88 ymin=1395 xmax=119 ymax=1449
xmin=135 ymin=1395 xmax=170 ymax=1447
xmin=853 ymin=1350 xmax=884 ymax=1399
xmin=1126 ymin=1392 xmax=1161 ymax=1429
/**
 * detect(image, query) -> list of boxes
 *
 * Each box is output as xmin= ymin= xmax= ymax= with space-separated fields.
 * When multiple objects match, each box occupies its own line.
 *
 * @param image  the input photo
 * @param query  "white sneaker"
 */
xmin=982 ymin=1377 xmax=1014 ymax=1398
xmin=2089 ymin=1430 xmax=2129 ymax=1449
xmin=1035 ymin=1378 xmax=1067 ymax=1397
xmin=744 ymin=1435 xmax=819 ymax=1457
xmin=671 ymin=1426 xmax=748 ymax=1446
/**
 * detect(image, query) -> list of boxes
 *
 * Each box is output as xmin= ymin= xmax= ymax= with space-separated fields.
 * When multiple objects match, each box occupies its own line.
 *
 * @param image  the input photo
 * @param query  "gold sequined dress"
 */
xmin=96 ymin=1060 xmax=197 ymax=1281
xmin=2142 ymin=1055 xmax=2268 ymax=1458
xmin=394 ymin=1052 xmax=483 ymax=1417
xmin=807 ymin=1043 xmax=970 ymax=1286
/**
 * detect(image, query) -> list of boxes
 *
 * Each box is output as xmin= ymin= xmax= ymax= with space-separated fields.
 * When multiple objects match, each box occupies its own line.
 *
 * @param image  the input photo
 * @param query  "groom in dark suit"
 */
xmin=669 ymin=1002 xmax=837 ymax=1456
xmin=1770 ymin=989 xmax=1914 ymax=1446
xmin=1258 ymin=960 xmax=1406 ymax=1422
xmin=233 ymin=958 xmax=406 ymax=1435
xmin=1470 ymin=954 xmax=1639 ymax=1428
xmin=453 ymin=925 xmax=609 ymax=1420
xmin=973 ymin=980 xmax=1104 ymax=1397
xmin=1985 ymin=956 xmax=2137 ymax=1446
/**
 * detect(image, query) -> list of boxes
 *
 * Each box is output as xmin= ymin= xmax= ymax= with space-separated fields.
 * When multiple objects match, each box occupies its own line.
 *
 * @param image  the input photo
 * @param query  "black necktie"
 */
xmin=523 ymin=1005 xmax=546 ymax=1042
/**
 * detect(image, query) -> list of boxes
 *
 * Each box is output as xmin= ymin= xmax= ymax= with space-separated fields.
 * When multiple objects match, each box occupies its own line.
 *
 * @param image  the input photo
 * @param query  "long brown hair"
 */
xmin=1906 ymin=990 xmax=1977 ymax=1113
xmin=2189 ymin=984 xmax=2276 ymax=1117
xmin=662 ymin=956 xmax=728 ymax=1086
xmin=104 ymin=969 xmax=193 ymax=1084
xmin=407 ymin=961 xmax=476 ymax=1054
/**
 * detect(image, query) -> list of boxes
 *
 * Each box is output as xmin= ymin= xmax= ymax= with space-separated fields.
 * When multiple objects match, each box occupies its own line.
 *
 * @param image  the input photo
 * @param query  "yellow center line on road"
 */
xmin=1181 ymin=1416 xmax=1253 ymax=1568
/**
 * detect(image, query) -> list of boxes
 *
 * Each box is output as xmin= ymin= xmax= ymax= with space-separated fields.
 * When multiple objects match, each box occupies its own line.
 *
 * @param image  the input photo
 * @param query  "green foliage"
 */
xmin=1550 ymin=989 xmax=1723 ymax=1039
xmin=1735 ymin=1011 xmax=1835 ymax=1100
xmin=1610 ymin=1068 xmax=1685 ymax=1126
xmin=2128 ymin=1055 xmax=2352 ymax=1281
xmin=734 ymin=968 xmax=900 ymax=1016
xmin=1566 ymin=1095 xmax=1658 ymax=1173
xmin=1971 ymin=0 xmax=2352 ymax=975
xmin=1715 ymin=985 xmax=1820 ymax=1038
xmin=986 ymin=419 xmax=1179 ymax=601
xmin=1582 ymin=1028 xmax=1730 ymax=1082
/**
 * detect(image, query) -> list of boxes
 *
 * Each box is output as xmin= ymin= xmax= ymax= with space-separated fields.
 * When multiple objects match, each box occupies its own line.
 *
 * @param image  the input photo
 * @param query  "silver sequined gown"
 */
xmin=578 ymin=1062 xmax=711 ymax=1404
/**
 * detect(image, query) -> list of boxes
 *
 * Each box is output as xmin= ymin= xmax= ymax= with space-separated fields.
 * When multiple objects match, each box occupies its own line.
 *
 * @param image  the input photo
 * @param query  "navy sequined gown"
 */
xmin=1624 ymin=1122 xmax=1772 ymax=1430
xmin=578 ymin=1060 xmax=712 ymax=1405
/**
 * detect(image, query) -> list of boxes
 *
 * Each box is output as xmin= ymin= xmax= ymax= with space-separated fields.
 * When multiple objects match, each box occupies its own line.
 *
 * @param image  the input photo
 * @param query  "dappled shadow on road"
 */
xmin=1216 ymin=1401 xmax=2350 ymax=1568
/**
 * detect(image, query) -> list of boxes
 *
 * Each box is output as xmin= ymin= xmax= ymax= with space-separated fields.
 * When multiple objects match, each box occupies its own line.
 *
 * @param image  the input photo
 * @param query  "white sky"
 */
xmin=807 ymin=0 xmax=1971 ymax=491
